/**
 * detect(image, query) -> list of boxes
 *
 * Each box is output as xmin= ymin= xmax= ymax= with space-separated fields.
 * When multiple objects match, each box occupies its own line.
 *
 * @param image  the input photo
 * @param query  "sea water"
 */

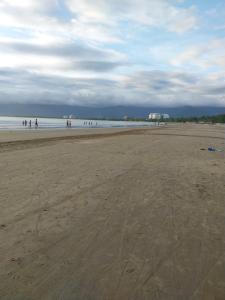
xmin=0 ymin=116 xmax=156 ymax=130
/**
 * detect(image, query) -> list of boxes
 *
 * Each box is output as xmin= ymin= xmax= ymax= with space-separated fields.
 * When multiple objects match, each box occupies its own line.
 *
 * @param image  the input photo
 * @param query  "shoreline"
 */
xmin=0 ymin=116 xmax=156 ymax=132
xmin=0 ymin=122 xmax=223 ymax=143
xmin=0 ymin=126 xmax=164 ymax=143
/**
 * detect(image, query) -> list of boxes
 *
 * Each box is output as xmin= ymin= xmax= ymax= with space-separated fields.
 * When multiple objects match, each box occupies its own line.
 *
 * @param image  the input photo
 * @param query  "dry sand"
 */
xmin=0 ymin=124 xmax=224 ymax=300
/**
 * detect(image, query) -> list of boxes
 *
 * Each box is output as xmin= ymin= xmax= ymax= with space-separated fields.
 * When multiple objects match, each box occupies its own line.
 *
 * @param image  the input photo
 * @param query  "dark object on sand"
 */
xmin=208 ymin=147 xmax=216 ymax=152
xmin=208 ymin=147 xmax=224 ymax=152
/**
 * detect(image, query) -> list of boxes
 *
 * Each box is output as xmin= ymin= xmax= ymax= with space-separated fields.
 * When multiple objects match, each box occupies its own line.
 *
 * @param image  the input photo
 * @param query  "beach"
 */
xmin=0 ymin=123 xmax=224 ymax=299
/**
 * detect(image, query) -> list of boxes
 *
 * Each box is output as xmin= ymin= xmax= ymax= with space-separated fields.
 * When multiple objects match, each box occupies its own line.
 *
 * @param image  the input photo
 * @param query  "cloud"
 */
xmin=0 ymin=1 xmax=224 ymax=108
xmin=67 ymin=0 xmax=197 ymax=34
xmin=0 ymin=0 xmax=197 ymax=45
xmin=0 ymin=37 xmax=123 ymax=60
xmin=0 ymin=68 xmax=224 ymax=107
xmin=0 ymin=0 xmax=58 ymax=30
xmin=0 ymin=37 xmax=125 ymax=73
xmin=171 ymin=38 xmax=225 ymax=69
xmin=72 ymin=61 xmax=126 ymax=72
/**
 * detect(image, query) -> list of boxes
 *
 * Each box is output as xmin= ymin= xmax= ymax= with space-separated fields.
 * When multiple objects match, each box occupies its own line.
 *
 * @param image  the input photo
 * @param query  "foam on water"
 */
xmin=0 ymin=116 xmax=156 ymax=130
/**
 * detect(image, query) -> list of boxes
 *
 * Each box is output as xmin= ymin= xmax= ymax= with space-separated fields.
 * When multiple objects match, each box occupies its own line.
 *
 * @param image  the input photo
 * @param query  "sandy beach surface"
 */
xmin=0 ymin=124 xmax=224 ymax=300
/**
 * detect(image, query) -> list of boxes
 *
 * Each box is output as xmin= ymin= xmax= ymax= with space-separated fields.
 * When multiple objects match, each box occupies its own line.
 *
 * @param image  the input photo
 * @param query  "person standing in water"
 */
xmin=29 ymin=120 xmax=32 ymax=128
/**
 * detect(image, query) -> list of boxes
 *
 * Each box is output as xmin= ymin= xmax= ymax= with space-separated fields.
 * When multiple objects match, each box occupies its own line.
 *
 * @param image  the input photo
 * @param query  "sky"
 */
xmin=0 ymin=0 xmax=225 ymax=107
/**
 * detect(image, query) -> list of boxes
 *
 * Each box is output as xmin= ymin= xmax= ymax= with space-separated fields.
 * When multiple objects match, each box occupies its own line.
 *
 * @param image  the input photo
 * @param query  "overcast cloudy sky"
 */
xmin=0 ymin=0 xmax=225 ymax=107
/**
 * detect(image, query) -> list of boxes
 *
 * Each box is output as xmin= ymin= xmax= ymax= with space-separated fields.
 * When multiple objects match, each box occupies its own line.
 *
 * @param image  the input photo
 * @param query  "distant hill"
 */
xmin=0 ymin=103 xmax=225 ymax=119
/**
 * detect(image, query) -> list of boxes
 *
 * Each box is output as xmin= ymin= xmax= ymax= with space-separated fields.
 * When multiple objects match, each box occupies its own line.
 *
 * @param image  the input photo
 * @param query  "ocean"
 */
xmin=0 ymin=116 xmax=156 ymax=130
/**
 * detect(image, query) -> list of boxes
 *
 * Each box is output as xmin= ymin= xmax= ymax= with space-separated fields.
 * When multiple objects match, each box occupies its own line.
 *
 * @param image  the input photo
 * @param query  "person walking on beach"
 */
xmin=25 ymin=120 xmax=27 ymax=127
xmin=35 ymin=118 xmax=38 ymax=129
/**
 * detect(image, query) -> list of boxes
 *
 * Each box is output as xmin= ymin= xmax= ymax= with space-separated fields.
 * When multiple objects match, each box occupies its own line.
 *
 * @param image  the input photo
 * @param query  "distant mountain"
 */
xmin=0 ymin=103 xmax=225 ymax=119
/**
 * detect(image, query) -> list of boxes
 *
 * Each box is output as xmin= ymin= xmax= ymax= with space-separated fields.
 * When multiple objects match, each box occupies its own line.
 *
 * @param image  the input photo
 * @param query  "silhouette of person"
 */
xmin=35 ymin=118 xmax=38 ymax=128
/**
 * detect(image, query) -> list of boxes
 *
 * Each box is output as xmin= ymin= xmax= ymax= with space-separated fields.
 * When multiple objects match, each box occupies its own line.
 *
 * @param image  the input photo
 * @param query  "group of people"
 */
xmin=66 ymin=119 xmax=72 ymax=128
xmin=83 ymin=121 xmax=98 ymax=127
xmin=22 ymin=118 xmax=38 ymax=128
xmin=21 ymin=118 xmax=99 ymax=129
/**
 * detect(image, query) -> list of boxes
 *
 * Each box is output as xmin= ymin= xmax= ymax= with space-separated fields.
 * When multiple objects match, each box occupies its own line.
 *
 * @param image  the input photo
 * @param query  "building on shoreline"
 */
xmin=148 ymin=113 xmax=170 ymax=120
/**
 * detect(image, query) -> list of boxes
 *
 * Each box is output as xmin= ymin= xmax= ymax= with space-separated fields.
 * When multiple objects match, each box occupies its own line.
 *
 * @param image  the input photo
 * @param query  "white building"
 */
xmin=148 ymin=113 xmax=161 ymax=120
xmin=148 ymin=113 xmax=170 ymax=120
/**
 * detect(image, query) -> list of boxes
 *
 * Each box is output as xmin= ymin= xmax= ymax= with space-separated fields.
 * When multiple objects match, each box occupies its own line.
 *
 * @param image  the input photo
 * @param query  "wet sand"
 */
xmin=0 ymin=124 xmax=224 ymax=300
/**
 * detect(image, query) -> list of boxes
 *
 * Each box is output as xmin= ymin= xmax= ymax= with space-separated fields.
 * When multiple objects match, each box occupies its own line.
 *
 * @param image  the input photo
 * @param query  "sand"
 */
xmin=0 ymin=123 xmax=224 ymax=300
